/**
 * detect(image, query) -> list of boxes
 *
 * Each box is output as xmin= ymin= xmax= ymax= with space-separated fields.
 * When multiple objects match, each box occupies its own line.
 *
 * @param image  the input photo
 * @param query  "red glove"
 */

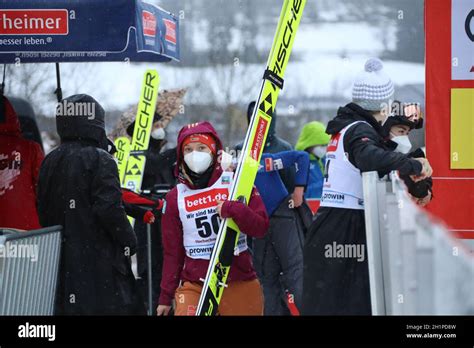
xmin=122 ymin=189 xmax=164 ymax=209
xmin=143 ymin=210 xmax=155 ymax=224
xmin=122 ymin=189 xmax=156 ymax=206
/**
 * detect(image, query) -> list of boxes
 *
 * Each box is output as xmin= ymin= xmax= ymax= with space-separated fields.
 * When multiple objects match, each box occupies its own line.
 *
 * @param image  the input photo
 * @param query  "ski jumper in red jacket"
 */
xmin=157 ymin=121 xmax=269 ymax=316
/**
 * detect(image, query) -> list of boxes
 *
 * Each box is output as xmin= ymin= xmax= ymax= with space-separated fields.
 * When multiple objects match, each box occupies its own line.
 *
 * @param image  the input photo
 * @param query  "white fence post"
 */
xmin=362 ymin=171 xmax=386 ymax=315
xmin=363 ymin=171 xmax=473 ymax=315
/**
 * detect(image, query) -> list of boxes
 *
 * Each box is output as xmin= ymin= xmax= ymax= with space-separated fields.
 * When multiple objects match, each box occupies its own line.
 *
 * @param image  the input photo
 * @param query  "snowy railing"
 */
xmin=0 ymin=226 xmax=61 ymax=315
xmin=363 ymin=171 xmax=474 ymax=315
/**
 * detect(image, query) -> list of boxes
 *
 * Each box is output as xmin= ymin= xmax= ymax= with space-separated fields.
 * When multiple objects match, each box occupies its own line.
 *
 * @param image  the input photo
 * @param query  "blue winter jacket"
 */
xmin=255 ymin=151 xmax=310 ymax=216
xmin=305 ymin=157 xmax=326 ymax=200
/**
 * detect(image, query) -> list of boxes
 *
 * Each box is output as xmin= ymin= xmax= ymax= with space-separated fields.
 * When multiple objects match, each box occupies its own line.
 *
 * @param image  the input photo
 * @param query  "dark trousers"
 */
xmin=252 ymin=198 xmax=305 ymax=315
xmin=302 ymin=207 xmax=371 ymax=315
xmin=135 ymin=220 xmax=163 ymax=311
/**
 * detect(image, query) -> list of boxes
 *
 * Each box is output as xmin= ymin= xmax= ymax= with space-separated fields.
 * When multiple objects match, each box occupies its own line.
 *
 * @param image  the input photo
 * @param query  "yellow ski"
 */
xmin=122 ymin=70 xmax=160 ymax=225
xmin=114 ymin=136 xmax=130 ymax=185
xmin=196 ymin=0 xmax=306 ymax=315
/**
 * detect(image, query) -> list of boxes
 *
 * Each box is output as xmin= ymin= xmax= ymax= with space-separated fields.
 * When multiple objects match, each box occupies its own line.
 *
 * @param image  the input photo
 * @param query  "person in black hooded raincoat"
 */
xmin=37 ymin=94 xmax=144 ymax=315
xmin=302 ymin=59 xmax=433 ymax=315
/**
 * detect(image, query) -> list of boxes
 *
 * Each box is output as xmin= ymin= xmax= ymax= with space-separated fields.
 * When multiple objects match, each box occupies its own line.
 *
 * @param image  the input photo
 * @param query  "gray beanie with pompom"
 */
xmin=352 ymin=58 xmax=394 ymax=112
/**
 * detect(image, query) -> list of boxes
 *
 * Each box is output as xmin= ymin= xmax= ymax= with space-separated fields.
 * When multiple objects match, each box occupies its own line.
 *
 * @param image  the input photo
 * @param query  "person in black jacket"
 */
xmin=383 ymin=101 xmax=433 ymax=206
xmin=37 ymin=94 xmax=144 ymax=315
xmin=302 ymin=59 xmax=432 ymax=315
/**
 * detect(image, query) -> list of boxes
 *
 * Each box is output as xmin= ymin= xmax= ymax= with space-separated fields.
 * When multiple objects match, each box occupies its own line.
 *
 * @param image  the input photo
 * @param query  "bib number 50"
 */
xmin=195 ymin=214 xmax=220 ymax=238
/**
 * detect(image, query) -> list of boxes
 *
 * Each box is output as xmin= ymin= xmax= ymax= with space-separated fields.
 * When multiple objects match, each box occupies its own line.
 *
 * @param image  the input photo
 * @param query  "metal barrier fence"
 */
xmin=363 ymin=171 xmax=474 ymax=315
xmin=0 ymin=226 xmax=62 ymax=315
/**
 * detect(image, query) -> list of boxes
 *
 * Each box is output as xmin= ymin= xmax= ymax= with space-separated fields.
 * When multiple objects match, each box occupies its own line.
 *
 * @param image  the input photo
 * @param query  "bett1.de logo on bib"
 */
xmin=184 ymin=188 xmax=229 ymax=212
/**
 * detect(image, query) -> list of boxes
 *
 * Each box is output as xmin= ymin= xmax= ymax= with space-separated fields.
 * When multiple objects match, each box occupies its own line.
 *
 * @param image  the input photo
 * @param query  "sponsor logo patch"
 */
xmin=221 ymin=175 xmax=231 ymax=184
xmin=250 ymin=117 xmax=269 ymax=161
xmin=163 ymin=18 xmax=176 ymax=44
xmin=0 ymin=10 xmax=69 ymax=35
xmin=273 ymin=158 xmax=283 ymax=170
xmin=142 ymin=10 xmax=156 ymax=37
xmin=327 ymin=133 xmax=341 ymax=152
xmin=186 ymin=305 xmax=197 ymax=316
xmin=264 ymin=157 xmax=273 ymax=171
xmin=0 ymin=151 xmax=21 ymax=196
xmin=184 ymin=188 xmax=229 ymax=212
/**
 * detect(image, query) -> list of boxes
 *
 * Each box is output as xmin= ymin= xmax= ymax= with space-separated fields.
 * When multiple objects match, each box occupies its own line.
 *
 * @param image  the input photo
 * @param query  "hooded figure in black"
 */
xmin=37 ymin=94 xmax=144 ymax=315
xmin=235 ymin=101 xmax=295 ymax=192
xmin=302 ymin=59 xmax=431 ymax=315
xmin=125 ymin=116 xmax=176 ymax=310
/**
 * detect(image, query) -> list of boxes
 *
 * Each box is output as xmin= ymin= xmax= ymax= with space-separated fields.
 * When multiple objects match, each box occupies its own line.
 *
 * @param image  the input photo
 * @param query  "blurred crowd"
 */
xmin=0 ymin=58 xmax=433 ymax=316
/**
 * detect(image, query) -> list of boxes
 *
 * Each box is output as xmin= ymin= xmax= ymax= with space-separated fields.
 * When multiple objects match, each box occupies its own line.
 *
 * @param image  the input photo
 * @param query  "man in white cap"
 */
xmin=302 ymin=58 xmax=432 ymax=315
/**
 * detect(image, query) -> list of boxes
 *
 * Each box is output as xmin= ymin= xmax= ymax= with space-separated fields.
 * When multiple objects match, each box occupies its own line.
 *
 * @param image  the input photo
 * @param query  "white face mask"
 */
xmin=390 ymin=134 xmax=412 ymax=154
xmin=151 ymin=127 xmax=166 ymax=140
xmin=312 ymin=145 xmax=327 ymax=159
xmin=184 ymin=151 xmax=213 ymax=174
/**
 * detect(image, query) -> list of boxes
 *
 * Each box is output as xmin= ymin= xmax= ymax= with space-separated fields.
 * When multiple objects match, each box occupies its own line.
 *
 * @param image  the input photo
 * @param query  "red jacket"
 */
xmin=0 ymin=96 xmax=43 ymax=230
xmin=159 ymin=121 xmax=269 ymax=306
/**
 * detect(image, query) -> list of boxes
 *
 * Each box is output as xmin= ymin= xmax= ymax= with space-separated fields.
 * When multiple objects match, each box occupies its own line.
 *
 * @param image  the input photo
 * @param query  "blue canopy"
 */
xmin=0 ymin=0 xmax=179 ymax=63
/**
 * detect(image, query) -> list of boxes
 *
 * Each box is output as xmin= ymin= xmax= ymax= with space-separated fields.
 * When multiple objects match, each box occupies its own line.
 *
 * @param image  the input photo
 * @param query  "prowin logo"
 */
xmin=188 ymin=246 xmax=214 ymax=256
xmin=18 ymin=322 xmax=55 ymax=341
xmin=322 ymin=192 xmax=345 ymax=202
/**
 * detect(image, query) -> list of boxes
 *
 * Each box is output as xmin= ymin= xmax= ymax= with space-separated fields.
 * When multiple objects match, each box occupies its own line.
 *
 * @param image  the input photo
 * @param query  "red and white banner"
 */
xmin=425 ymin=0 xmax=474 ymax=238
xmin=0 ymin=9 xmax=68 ymax=35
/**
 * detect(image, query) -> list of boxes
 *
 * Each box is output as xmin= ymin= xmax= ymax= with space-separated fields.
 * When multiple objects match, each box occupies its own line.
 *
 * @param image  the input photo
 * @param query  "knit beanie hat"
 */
xmin=352 ymin=58 xmax=394 ymax=112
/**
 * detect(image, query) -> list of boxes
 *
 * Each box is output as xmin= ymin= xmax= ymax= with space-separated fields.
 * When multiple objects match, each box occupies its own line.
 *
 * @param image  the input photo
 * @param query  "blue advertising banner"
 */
xmin=0 ymin=0 xmax=179 ymax=63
